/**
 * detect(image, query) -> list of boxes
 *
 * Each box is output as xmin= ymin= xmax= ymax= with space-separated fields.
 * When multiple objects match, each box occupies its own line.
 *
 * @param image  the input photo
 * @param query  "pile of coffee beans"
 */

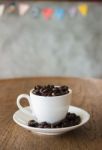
xmin=32 ymin=85 xmax=69 ymax=96
xmin=28 ymin=113 xmax=81 ymax=128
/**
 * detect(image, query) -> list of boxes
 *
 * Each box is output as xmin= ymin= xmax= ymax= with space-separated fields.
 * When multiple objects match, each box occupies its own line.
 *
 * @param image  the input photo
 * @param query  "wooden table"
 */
xmin=0 ymin=77 xmax=102 ymax=150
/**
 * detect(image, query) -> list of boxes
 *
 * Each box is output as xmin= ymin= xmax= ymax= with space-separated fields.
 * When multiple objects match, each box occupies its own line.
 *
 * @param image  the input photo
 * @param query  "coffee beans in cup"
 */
xmin=32 ymin=85 xmax=69 ymax=96
xmin=17 ymin=84 xmax=72 ymax=123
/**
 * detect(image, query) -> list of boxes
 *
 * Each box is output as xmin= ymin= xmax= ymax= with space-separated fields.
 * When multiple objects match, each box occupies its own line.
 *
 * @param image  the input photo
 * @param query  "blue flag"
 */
xmin=54 ymin=8 xmax=65 ymax=20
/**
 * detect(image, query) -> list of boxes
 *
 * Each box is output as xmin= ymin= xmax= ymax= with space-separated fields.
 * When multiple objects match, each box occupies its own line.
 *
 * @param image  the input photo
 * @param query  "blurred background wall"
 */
xmin=0 ymin=2 xmax=102 ymax=79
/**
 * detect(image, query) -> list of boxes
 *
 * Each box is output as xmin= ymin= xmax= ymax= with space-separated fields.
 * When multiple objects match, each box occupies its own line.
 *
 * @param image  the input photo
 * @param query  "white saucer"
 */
xmin=13 ymin=106 xmax=90 ymax=135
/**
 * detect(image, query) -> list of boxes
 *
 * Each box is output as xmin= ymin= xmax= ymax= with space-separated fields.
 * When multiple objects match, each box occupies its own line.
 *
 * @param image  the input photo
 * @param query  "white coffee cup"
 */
xmin=17 ymin=88 xmax=72 ymax=123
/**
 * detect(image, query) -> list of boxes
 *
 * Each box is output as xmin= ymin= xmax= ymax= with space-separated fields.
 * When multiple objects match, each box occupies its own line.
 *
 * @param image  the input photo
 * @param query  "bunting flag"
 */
xmin=54 ymin=8 xmax=65 ymax=19
xmin=78 ymin=4 xmax=88 ymax=16
xmin=69 ymin=7 xmax=77 ymax=17
xmin=5 ymin=2 xmax=17 ymax=14
xmin=42 ymin=8 xmax=53 ymax=20
xmin=0 ymin=4 xmax=5 ymax=16
xmin=32 ymin=7 xmax=40 ymax=18
xmin=18 ymin=3 xmax=30 ymax=16
xmin=0 ymin=2 xmax=89 ymax=18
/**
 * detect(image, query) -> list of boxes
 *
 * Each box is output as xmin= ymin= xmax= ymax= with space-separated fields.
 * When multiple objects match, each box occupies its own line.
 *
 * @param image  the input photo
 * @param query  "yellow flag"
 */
xmin=78 ymin=4 xmax=88 ymax=16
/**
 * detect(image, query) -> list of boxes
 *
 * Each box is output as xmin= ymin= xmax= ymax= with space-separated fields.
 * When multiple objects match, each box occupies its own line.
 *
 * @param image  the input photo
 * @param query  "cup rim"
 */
xmin=30 ymin=88 xmax=72 ymax=98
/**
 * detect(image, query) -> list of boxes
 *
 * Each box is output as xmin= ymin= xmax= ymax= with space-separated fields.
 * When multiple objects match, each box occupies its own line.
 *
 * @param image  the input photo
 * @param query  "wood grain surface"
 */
xmin=0 ymin=77 xmax=102 ymax=150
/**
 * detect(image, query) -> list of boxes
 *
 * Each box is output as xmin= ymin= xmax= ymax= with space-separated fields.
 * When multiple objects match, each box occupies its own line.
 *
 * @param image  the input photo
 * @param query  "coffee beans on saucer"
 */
xmin=28 ymin=113 xmax=81 ymax=128
xmin=32 ymin=85 xmax=69 ymax=96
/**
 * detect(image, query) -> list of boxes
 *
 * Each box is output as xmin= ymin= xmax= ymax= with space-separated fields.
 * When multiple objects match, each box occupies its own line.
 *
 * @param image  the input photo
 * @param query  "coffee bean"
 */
xmin=28 ymin=120 xmax=38 ymax=127
xmin=38 ymin=122 xmax=51 ymax=128
xmin=32 ymin=85 xmax=69 ymax=96
xmin=28 ymin=113 xmax=81 ymax=128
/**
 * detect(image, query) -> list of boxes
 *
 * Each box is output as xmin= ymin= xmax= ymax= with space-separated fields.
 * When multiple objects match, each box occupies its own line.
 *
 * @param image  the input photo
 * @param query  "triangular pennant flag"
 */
xmin=0 ymin=4 xmax=5 ymax=16
xmin=54 ymin=8 xmax=65 ymax=20
xmin=32 ymin=7 xmax=40 ymax=18
xmin=5 ymin=2 xmax=17 ymax=14
xmin=69 ymin=7 xmax=77 ymax=17
xmin=78 ymin=4 xmax=88 ymax=16
xmin=18 ymin=3 xmax=30 ymax=16
xmin=42 ymin=8 xmax=53 ymax=20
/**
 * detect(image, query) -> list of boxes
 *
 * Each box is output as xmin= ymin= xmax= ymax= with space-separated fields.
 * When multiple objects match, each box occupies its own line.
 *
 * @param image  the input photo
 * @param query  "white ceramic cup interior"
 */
xmin=17 ymin=88 xmax=72 ymax=123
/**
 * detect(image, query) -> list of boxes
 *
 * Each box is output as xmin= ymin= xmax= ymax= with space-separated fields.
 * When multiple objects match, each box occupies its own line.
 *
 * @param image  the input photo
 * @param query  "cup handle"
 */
xmin=17 ymin=94 xmax=31 ymax=116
